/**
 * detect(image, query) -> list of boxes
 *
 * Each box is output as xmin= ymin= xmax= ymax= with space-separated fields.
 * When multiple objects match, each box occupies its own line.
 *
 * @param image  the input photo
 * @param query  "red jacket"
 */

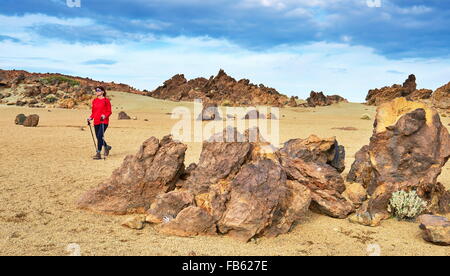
xmin=89 ymin=97 xmax=112 ymax=125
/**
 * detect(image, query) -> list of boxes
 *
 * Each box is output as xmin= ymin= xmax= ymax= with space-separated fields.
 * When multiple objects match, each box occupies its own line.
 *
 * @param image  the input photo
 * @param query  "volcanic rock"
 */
xmin=150 ymin=69 xmax=289 ymax=107
xmin=15 ymin=114 xmax=27 ymax=125
xmin=118 ymin=111 xmax=131 ymax=120
xmin=348 ymin=97 xmax=450 ymax=226
xmin=280 ymin=135 xmax=346 ymax=173
xmin=306 ymin=91 xmax=347 ymax=107
xmin=79 ymin=127 xmax=354 ymax=241
xmin=342 ymin=182 xmax=367 ymax=208
xmin=366 ymin=74 xmax=432 ymax=106
xmin=146 ymin=190 xmax=195 ymax=224
xmin=77 ymin=135 xmax=187 ymax=215
xmin=157 ymin=206 xmax=217 ymax=237
xmin=288 ymin=97 xmax=298 ymax=107
xmin=418 ymin=214 xmax=450 ymax=246
xmin=432 ymin=82 xmax=450 ymax=110
xmin=23 ymin=114 xmax=39 ymax=127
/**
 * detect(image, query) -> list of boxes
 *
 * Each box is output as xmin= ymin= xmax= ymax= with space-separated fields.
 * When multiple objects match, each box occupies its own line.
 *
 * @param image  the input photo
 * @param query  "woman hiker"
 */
xmin=87 ymin=86 xmax=112 ymax=160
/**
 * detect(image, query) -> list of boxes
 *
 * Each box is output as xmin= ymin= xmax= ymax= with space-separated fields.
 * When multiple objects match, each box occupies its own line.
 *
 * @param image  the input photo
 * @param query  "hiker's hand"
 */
xmin=101 ymin=115 xmax=105 ymax=121
xmin=87 ymin=118 xmax=92 ymax=125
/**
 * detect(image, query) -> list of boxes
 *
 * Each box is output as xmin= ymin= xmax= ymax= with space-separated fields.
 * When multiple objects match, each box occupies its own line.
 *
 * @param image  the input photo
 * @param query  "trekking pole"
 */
xmin=101 ymin=118 xmax=107 ymax=161
xmin=87 ymin=120 xmax=97 ymax=152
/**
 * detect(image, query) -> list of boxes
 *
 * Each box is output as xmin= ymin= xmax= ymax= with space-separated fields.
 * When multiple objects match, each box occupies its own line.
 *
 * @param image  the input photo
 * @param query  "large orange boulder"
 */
xmin=348 ymin=98 xmax=450 ymax=226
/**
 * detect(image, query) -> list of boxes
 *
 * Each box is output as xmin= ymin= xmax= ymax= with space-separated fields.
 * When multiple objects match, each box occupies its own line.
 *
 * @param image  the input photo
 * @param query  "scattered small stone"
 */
xmin=360 ymin=114 xmax=371 ymax=120
xmin=144 ymin=119 xmax=148 ymax=122
xmin=23 ymin=114 xmax=39 ymax=127
xmin=15 ymin=114 xmax=27 ymax=125
xmin=80 ymin=127 xmax=85 ymax=131
xmin=118 ymin=111 xmax=131 ymax=120
xmin=418 ymin=215 xmax=450 ymax=246
xmin=121 ymin=215 xmax=146 ymax=230
xmin=132 ymin=116 xmax=138 ymax=120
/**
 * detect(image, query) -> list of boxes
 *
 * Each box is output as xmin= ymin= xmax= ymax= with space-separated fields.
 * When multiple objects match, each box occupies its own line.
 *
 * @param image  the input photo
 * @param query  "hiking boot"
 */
xmin=92 ymin=152 xmax=102 ymax=160
xmin=104 ymin=145 xmax=112 ymax=157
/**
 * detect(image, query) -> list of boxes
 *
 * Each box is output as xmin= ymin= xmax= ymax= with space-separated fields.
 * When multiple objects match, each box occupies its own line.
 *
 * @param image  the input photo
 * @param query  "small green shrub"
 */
xmin=387 ymin=190 xmax=427 ymax=220
xmin=40 ymin=76 xmax=80 ymax=87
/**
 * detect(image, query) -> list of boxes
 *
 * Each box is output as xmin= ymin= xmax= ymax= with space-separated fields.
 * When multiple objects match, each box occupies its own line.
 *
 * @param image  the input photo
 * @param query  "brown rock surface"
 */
xmin=23 ymin=114 xmax=39 ymax=127
xmin=366 ymin=74 xmax=432 ymax=106
xmin=418 ymin=214 xmax=450 ymax=246
xmin=306 ymin=91 xmax=347 ymax=107
xmin=118 ymin=111 xmax=131 ymax=120
xmin=150 ymin=69 xmax=289 ymax=107
xmin=432 ymin=82 xmax=450 ymax=110
xmin=15 ymin=114 xmax=27 ymax=125
xmin=77 ymin=136 xmax=187 ymax=215
xmin=280 ymin=135 xmax=346 ymax=173
xmin=79 ymin=127 xmax=353 ymax=241
xmin=348 ymin=98 xmax=450 ymax=226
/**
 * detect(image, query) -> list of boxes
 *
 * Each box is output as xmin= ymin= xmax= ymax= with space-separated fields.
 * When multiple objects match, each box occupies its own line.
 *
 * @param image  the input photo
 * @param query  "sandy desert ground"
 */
xmin=0 ymin=91 xmax=449 ymax=256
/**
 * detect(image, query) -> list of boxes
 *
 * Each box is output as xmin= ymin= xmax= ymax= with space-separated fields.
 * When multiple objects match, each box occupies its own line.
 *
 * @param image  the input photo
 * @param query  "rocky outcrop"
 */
xmin=0 ymin=69 xmax=142 ymax=95
xmin=366 ymin=74 xmax=433 ymax=106
xmin=418 ymin=214 xmax=450 ymax=246
xmin=23 ymin=114 xmax=39 ymax=127
xmin=79 ymin=128 xmax=353 ymax=241
xmin=0 ymin=69 xmax=143 ymax=109
xmin=77 ymin=136 xmax=187 ymax=215
xmin=150 ymin=69 xmax=289 ymax=107
xmin=432 ymin=82 xmax=450 ymax=110
xmin=348 ymin=98 xmax=450 ymax=226
xmin=306 ymin=91 xmax=348 ymax=107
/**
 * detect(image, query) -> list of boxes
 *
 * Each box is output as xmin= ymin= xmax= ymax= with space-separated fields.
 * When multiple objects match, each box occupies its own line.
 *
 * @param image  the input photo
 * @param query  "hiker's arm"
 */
xmin=89 ymin=100 xmax=94 ymax=120
xmin=104 ymin=99 xmax=112 ymax=119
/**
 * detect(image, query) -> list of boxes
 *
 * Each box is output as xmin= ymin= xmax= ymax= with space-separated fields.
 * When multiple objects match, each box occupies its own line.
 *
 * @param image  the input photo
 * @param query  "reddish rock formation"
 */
xmin=366 ymin=74 xmax=433 ymax=106
xmin=432 ymin=82 xmax=450 ymax=110
xmin=0 ymin=69 xmax=142 ymax=95
xmin=348 ymin=98 xmax=450 ymax=226
xmin=0 ymin=69 xmax=144 ymax=109
xmin=150 ymin=69 xmax=289 ymax=107
xmin=280 ymin=135 xmax=346 ymax=173
xmin=77 ymin=136 xmax=187 ymax=215
xmin=306 ymin=91 xmax=348 ymax=107
xmin=79 ymin=127 xmax=354 ymax=241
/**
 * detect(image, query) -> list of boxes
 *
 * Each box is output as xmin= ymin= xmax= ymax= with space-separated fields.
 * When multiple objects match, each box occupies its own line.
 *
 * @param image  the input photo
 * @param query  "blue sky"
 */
xmin=1 ymin=0 xmax=450 ymax=102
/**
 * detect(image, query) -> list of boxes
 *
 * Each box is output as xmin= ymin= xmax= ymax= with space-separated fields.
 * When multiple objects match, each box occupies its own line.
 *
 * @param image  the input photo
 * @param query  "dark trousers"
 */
xmin=94 ymin=124 xmax=109 ymax=153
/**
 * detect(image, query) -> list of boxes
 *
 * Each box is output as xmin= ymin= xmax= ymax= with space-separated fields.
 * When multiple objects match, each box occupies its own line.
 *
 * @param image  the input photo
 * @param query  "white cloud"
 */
xmin=1 ymin=13 xmax=450 ymax=103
